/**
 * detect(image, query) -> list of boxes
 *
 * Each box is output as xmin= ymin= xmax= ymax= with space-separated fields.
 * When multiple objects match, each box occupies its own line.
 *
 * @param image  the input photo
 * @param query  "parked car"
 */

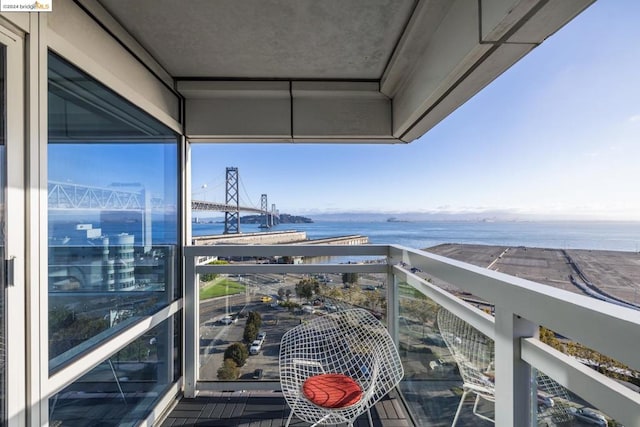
xmin=219 ymin=315 xmax=235 ymax=325
xmin=249 ymin=340 xmax=262 ymax=355
xmin=252 ymin=369 xmax=263 ymax=379
xmin=536 ymin=392 xmax=554 ymax=409
xmin=423 ymin=334 xmax=446 ymax=347
xmin=568 ymin=407 xmax=607 ymax=426
xmin=257 ymin=332 xmax=266 ymax=343
xmin=261 ymin=295 xmax=273 ymax=303
xmin=324 ymin=303 xmax=337 ymax=312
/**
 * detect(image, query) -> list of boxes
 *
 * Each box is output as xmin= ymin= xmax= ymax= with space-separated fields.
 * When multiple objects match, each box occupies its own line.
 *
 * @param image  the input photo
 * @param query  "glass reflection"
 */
xmin=49 ymin=316 xmax=180 ymax=427
xmin=47 ymin=52 xmax=179 ymax=371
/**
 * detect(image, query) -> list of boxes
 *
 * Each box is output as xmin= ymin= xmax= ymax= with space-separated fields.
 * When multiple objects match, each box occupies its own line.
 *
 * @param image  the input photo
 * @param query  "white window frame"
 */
xmin=0 ymin=22 xmax=26 ymax=427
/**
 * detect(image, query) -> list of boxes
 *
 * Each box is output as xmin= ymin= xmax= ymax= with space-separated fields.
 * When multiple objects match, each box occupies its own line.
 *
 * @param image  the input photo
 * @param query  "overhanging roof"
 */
xmin=81 ymin=0 xmax=595 ymax=143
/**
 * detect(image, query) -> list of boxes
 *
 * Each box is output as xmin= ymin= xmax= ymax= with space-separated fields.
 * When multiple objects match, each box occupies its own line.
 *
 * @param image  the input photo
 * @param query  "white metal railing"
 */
xmin=183 ymin=244 xmax=640 ymax=427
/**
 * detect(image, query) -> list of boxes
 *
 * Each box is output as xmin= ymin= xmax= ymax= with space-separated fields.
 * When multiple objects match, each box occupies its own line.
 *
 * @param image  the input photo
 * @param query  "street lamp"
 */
xmin=225 ymin=280 xmax=229 ymax=316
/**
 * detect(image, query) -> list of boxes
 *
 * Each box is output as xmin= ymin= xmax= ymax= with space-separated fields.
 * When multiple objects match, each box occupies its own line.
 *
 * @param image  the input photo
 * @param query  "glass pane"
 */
xmin=396 ymin=277 xmax=606 ymax=426
xmin=397 ymin=291 xmax=478 ymax=426
xmin=0 ymin=42 xmax=6 ymax=425
xmin=536 ymin=328 xmax=637 ymax=427
xmin=198 ymin=268 xmax=387 ymax=381
xmin=48 ymin=315 xmax=180 ymax=427
xmin=47 ymin=52 xmax=179 ymax=372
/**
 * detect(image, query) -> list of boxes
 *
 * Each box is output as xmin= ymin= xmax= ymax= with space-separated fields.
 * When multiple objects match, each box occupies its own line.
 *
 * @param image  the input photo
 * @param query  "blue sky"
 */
xmin=192 ymin=0 xmax=640 ymax=220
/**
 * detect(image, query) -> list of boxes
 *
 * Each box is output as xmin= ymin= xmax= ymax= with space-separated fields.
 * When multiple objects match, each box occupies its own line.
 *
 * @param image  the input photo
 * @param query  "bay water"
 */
xmin=192 ymin=220 xmax=640 ymax=252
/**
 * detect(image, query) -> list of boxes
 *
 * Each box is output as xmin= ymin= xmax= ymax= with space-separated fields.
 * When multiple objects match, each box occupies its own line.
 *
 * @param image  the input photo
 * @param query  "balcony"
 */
xmin=174 ymin=244 xmax=640 ymax=427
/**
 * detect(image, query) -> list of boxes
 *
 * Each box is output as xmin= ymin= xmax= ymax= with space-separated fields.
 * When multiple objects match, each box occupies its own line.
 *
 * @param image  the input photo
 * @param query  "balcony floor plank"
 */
xmin=161 ymin=391 xmax=412 ymax=427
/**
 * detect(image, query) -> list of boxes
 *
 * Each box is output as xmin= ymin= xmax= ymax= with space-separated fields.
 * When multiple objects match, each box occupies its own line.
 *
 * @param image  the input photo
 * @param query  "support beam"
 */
xmin=494 ymin=310 xmax=537 ymax=426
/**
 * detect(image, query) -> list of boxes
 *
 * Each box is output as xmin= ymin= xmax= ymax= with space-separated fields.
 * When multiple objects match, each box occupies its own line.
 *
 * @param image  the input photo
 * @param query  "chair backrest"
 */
xmin=279 ymin=308 xmax=404 ymax=411
xmin=437 ymin=307 xmax=575 ymax=422
xmin=436 ymin=308 xmax=495 ymax=397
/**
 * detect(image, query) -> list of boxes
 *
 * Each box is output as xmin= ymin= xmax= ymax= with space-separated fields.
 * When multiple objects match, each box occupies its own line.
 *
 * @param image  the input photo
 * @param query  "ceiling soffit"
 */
xmin=86 ymin=0 xmax=596 ymax=143
xmin=97 ymin=0 xmax=417 ymax=80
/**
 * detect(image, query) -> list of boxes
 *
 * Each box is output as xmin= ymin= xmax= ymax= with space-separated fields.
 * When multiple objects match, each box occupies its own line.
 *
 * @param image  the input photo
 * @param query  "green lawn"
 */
xmin=200 ymin=278 xmax=245 ymax=300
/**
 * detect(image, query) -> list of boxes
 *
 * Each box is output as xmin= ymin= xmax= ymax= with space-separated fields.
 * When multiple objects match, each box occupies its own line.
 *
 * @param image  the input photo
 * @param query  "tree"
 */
xmin=247 ymin=311 xmax=262 ymax=330
xmin=539 ymin=327 xmax=564 ymax=352
xmin=364 ymin=289 xmax=386 ymax=312
xmin=217 ymin=358 xmax=239 ymax=380
xmin=49 ymin=306 xmax=110 ymax=358
xmin=243 ymin=321 xmax=258 ymax=343
xmin=342 ymin=272 xmax=359 ymax=286
xmin=319 ymin=285 xmax=343 ymax=301
xmin=224 ymin=342 xmax=248 ymax=367
xmin=401 ymin=297 xmax=438 ymax=337
xmin=295 ymin=278 xmax=318 ymax=302
xmin=285 ymin=289 xmax=292 ymax=301
xmin=277 ymin=287 xmax=285 ymax=300
xmin=198 ymin=260 xmax=230 ymax=282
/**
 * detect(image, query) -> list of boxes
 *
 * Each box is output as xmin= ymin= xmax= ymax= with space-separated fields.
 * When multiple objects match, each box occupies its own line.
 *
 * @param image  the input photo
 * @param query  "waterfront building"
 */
xmin=1 ymin=2 xmax=637 ymax=427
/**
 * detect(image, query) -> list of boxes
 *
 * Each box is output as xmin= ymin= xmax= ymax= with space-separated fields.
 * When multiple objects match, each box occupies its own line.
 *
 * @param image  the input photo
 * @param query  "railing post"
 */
xmin=494 ymin=308 xmax=537 ymax=426
xmin=184 ymin=249 xmax=199 ymax=398
xmin=386 ymin=268 xmax=398 ymax=344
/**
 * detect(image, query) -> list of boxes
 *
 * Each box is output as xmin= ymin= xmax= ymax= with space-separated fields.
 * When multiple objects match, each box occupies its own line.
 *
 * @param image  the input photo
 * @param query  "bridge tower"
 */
xmin=271 ymin=203 xmax=277 ymax=226
xmin=260 ymin=194 xmax=270 ymax=229
xmin=223 ymin=167 xmax=240 ymax=234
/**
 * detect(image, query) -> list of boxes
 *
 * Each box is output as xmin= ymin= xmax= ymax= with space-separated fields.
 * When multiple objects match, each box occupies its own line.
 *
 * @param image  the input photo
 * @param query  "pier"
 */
xmin=192 ymin=230 xmax=369 ymax=246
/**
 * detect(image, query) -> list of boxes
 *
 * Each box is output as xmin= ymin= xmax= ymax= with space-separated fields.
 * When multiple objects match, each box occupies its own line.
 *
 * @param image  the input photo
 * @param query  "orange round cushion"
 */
xmin=302 ymin=373 xmax=363 ymax=408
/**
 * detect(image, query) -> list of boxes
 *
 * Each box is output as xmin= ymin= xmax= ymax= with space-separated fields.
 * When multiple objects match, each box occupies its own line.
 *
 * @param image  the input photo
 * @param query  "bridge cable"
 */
xmin=238 ymin=176 xmax=259 ymax=209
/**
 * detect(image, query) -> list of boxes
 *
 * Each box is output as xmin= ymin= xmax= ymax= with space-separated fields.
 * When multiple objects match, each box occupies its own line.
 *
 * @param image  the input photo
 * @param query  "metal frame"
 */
xmin=0 ymin=21 xmax=26 ymax=427
xmin=33 ymin=10 xmax=185 ymax=424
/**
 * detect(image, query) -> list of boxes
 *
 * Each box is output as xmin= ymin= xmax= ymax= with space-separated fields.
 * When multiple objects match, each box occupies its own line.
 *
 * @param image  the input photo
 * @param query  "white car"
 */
xmin=249 ymin=340 xmax=262 ymax=355
xmin=568 ymin=407 xmax=607 ymax=426
xmin=428 ymin=359 xmax=449 ymax=371
xmin=219 ymin=315 xmax=234 ymax=325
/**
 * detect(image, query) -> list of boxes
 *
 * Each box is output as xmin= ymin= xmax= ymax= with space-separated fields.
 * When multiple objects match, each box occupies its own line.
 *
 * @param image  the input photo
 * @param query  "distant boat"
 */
xmin=387 ymin=217 xmax=408 ymax=223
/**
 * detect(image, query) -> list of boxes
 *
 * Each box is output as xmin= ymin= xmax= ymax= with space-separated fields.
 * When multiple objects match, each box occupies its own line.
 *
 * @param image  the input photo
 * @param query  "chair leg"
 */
xmin=451 ymin=389 xmax=469 ymax=427
xmin=284 ymin=409 xmax=294 ymax=427
xmin=366 ymin=407 xmax=374 ymax=427
xmin=309 ymin=414 xmax=332 ymax=427
xmin=471 ymin=393 xmax=495 ymax=424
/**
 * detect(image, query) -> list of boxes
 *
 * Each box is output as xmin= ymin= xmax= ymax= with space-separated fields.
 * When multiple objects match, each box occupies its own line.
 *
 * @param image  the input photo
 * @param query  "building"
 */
xmin=2 ymin=2 xmax=636 ymax=427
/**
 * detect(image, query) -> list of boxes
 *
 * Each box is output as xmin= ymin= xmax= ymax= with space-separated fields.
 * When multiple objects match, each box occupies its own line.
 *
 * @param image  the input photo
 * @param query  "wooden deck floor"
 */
xmin=160 ymin=390 xmax=412 ymax=427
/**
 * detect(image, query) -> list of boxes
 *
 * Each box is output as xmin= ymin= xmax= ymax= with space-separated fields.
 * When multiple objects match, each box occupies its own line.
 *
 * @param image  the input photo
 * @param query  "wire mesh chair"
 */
xmin=437 ymin=307 xmax=574 ymax=426
xmin=437 ymin=307 xmax=495 ymax=426
xmin=279 ymin=308 xmax=404 ymax=427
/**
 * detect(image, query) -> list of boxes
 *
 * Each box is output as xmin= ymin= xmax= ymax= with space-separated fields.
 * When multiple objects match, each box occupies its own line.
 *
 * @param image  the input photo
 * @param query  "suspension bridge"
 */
xmin=48 ymin=167 xmax=278 ymax=234
xmin=192 ymin=167 xmax=279 ymax=233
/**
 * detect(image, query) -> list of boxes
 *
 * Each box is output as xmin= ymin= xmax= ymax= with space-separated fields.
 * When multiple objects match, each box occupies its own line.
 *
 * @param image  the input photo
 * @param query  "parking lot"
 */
xmin=199 ymin=293 xmax=316 ymax=381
